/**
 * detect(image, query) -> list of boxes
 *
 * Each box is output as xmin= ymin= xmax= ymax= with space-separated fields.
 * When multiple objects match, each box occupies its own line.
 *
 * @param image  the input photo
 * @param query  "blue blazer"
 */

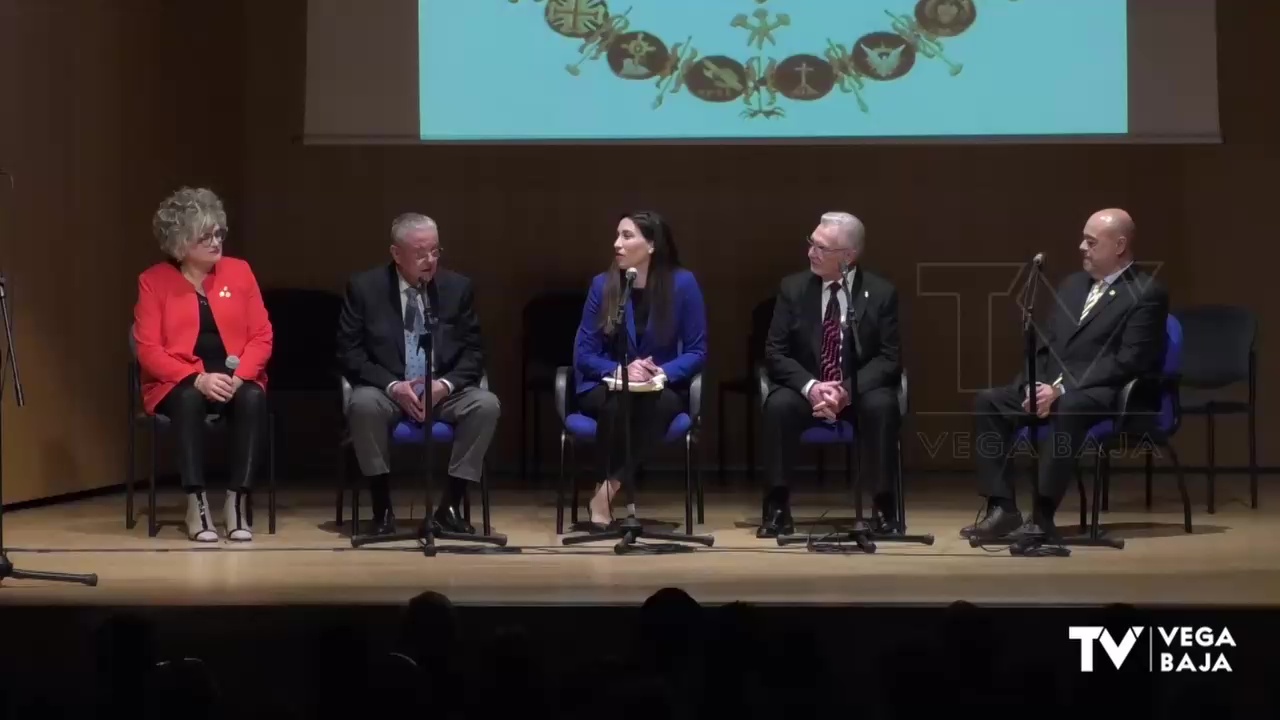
xmin=573 ymin=268 xmax=708 ymax=396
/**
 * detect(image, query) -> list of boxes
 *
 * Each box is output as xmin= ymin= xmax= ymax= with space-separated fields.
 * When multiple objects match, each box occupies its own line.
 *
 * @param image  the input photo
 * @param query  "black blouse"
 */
xmin=193 ymin=293 xmax=229 ymax=375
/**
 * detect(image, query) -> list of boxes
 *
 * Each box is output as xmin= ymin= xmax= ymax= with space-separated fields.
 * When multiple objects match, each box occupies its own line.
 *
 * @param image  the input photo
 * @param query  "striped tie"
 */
xmin=1080 ymin=281 xmax=1106 ymax=321
xmin=1053 ymin=280 xmax=1107 ymax=389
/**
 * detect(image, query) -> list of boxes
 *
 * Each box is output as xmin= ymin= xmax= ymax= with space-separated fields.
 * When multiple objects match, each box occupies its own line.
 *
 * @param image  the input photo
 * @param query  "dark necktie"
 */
xmin=820 ymin=284 xmax=842 ymax=383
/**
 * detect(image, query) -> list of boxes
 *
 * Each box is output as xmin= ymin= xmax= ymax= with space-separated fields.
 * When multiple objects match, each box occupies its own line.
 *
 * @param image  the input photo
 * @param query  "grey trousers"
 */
xmin=346 ymin=385 xmax=501 ymax=482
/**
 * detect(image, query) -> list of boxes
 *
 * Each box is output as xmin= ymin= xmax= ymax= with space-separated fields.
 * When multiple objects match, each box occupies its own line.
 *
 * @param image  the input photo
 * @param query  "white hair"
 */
xmin=152 ymin=187 xmax=226 ymax=261
xmin=819 ymin=211 xmax=865 ymax=253
xmin=391 ymin=213 xmax=438 ymax=245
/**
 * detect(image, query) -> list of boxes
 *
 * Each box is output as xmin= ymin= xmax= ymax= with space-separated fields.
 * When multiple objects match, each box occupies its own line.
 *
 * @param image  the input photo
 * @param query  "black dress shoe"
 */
xmin=869 ymin=506 xmax=902 ymax=536
xmin=372 ymin=508 xmax=397 ymax=536
xmin=432 ymin=503 xmax=475 ymax=534
xmin=961 ymin=506 xmax=1023 ymax=541
xmin=757 ymin=502 xmax=794 ymax=538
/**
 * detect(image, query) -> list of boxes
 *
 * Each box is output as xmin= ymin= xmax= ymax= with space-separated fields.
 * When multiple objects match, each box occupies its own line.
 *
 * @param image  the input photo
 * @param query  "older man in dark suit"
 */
xmin=759 ymin=211 xmax=903 ymax=538
xmin=965 ymin=208 xmax=1168 ymax=542
xmin=336 ymin=213 xmax=501 ymax=536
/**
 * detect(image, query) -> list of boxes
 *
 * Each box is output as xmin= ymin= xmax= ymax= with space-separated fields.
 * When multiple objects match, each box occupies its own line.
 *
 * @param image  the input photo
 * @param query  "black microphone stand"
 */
xmin=777 ymin=266 xmax=933 ymax=553
xmin=0 ymin=273 xmax=97 ymax=586
xmin=563 ymin=272 xmax=714 ymax=554
xmin=351 ymin=295 xmax=514 ymax=556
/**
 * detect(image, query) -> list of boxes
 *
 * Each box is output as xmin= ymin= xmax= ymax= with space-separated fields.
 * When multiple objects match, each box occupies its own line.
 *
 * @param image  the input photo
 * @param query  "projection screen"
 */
xmin=304 ymin=0 xmax=1220 ymax=144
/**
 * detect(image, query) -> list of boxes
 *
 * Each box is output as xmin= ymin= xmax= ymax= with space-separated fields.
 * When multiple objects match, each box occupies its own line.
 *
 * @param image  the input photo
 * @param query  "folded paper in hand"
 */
xmin=604 ymin=371 xmax=666 ymax=393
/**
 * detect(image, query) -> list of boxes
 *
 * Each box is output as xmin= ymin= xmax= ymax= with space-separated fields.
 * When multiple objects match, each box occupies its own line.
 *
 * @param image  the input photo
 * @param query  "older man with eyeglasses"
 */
xmin=335 ymin=213 xmax=501 ymax=536
xmin=757 ymin=211 xmax=904 ymax=538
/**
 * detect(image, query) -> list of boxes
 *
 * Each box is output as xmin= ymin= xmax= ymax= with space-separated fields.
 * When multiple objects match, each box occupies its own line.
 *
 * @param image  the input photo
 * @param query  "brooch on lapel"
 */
xmin=218 ymin=286 xmax=231 ymax=298
xmin=1108 ymin=289 xmax=1116 ymax=297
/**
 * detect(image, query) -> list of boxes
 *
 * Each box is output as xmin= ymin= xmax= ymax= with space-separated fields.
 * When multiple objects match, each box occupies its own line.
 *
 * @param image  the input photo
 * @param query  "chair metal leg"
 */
xmin=519 ymin=381 xmax=529 ymax=484
xmin=126 ymin=419 xmax=137 ymax=530
xmin=148 ymin=422 xmax=158 ymax=538
xmin=481 ymin=464 xmax=492 ymax=536
xmin=555 ymin=431 xmax=567 ymax=535
xmin=336 ymin=445 xmax=346 ymax=526
xmin=1091 ymin=448 xmax=1105 ymax=539
xmin=1168 ymin=443 xmax=1191 ymax=533
xmin=696 ymin=435 xmax=705 ymax=524
xmin=716 ymin=388 xmax=727 ymax=484
xmin=1248 ymin=404 xmax=1258 ymax=509
xmin=895 ymin=439 xmax=906 ymax=529
xmin=569 ymin=440 xmax=580 ymax=525
xmin=1076 ymin=462 xmax=1087 ymax=534
xmin=1206 ymin=410 xmax=1216 ymax=514
xmin=684 ymin=433 xmax=694 ymax=535
xmin=268 ymin=415 xmax=277 ymax=534
xmin=1144 ymin=452 xmax=1152 ymax=510
xmin=746 ymin=397 xmax=756 ymax=485
xmin=532 ymin=392 xmax=542 ymax=486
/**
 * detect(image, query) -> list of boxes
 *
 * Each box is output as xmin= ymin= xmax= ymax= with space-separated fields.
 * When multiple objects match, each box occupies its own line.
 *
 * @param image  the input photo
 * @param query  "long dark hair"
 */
xmin=599 ymin=210 xmax=681 ymax=343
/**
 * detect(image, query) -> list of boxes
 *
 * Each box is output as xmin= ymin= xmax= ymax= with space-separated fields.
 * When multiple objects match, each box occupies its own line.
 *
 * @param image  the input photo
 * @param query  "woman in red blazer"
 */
xmin=132 ymin=187 xmax=273 ymax=542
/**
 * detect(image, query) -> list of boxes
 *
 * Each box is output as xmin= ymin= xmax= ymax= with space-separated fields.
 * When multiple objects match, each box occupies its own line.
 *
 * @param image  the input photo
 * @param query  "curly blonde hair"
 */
xmin=152 ymin=187 xmax=226 ymax=261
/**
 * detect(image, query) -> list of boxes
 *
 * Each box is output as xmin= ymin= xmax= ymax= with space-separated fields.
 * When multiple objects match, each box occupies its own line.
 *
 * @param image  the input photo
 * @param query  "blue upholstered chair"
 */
xmin=125 ymin=326 xmax=277 ymax=537
xmin=335 ymin=375 xmax=493 ymax=537
xmin=754 ymin=368 xmax=910 ymax=525
xmin=1014 ymin=314 xmax=1189 ymax=539
xmin=553 ymin=367 xmax=705 ymax=535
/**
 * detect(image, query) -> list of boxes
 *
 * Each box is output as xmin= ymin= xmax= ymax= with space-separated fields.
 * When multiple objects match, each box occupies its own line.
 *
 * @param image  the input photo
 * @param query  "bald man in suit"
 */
xmin=964 ymin=209 xmax=1169 ymax=542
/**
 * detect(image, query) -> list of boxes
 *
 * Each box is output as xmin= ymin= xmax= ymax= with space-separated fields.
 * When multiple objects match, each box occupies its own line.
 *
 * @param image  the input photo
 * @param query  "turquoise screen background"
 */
xmin=418 ymin=1 xmax=1127 ymax=141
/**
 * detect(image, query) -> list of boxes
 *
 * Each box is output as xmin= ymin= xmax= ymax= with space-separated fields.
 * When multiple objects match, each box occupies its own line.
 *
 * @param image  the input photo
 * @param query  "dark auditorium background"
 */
xmin=0 ymin=0 xmax=1272 ymax=505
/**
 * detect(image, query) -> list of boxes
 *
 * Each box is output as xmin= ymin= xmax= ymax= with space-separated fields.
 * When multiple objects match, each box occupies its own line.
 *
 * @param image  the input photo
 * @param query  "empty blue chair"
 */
xmin=554 ymin=367 xmax=704 ymax=535
xmin=755 ymin=367 xmax=910 ymax=525
xmin=335 ymin=375 xmax=493 ymax=536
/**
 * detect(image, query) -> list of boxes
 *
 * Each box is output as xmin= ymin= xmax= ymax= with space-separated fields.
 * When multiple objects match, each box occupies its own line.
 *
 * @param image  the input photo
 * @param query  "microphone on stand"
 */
xmin=1031 ymin=252 xmax=1045 ymax=269
xmin=614 ymin=267 xmax=637 ymax=333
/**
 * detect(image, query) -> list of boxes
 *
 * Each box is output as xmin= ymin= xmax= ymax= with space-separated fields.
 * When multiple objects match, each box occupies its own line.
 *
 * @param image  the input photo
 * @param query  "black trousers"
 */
xmin=577 ymin=384 xmax=686 ymax=486
xmin=761 ymin=385 xmax=901 ymax=497
xmin=156 ymin=375 xmax=267 ymax=492
xmin=973 ymin=383 xmax=1113 ymax=513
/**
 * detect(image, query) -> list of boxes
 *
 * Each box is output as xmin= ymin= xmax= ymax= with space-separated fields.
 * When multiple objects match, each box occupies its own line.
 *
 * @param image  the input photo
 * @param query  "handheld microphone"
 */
xmin=225 ymin=355 xmax=240 ymax=373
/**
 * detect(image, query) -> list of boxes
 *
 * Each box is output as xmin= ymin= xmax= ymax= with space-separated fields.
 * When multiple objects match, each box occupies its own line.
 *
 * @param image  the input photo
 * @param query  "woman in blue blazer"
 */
xmin=573 ymin=210 xmax=708 ymax=527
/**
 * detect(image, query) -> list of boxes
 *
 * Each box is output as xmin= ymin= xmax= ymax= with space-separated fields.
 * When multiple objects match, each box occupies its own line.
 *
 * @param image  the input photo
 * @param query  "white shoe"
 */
xmin=185 ymin=492 xmax=218 ymax=542
xmin=223 ymin=489 xmax=253 ymax=542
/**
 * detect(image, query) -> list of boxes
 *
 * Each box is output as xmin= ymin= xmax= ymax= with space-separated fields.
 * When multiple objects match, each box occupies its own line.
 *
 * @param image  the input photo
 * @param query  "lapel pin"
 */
xmin=219 ymin=286 xmax=231 ymax=298
xmin=864 ymin=290 xmax=869 ymax=298
xmin=1108 ymin=289 xmax=1115 ymax=296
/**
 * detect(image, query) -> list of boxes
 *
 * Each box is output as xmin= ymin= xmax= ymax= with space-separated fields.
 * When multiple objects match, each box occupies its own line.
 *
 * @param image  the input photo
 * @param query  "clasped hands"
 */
xmin=390 ymin=377 xmax=450 ymax=423
xmin=613 ymin=357 xmax=664 ymax=384
xmin=1022 ymin=381 xmax=1062 ymax=419
xmin=807 ymin=380 xmax=850 ymax=422
xmin=194 ymin=372 xmax=242 ymax=403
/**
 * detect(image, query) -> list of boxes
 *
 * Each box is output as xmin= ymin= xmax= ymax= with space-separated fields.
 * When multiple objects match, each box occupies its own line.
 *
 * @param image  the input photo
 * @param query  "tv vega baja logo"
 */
xmin=1068 ymin=626 xmax=1235 ymax=672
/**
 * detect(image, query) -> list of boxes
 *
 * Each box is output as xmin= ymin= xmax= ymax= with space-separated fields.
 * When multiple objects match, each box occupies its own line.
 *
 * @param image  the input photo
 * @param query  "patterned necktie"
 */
xmin=403 ymin=287 xmax=426 ymax=387
xmin=1080 ymin=281 xmax=1106 ymax=321
xmin=819 ymin=284 xmax=842 ymax=382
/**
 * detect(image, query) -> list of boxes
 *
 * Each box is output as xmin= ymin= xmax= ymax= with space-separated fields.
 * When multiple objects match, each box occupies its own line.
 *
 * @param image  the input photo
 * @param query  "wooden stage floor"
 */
xmin=1 ymin=476 xmax=1276 ymax=607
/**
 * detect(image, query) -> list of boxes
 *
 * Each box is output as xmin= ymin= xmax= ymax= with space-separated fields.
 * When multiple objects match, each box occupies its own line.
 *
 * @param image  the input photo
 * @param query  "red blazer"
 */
xmin=132 ymin=256 xmax=273 ymax=414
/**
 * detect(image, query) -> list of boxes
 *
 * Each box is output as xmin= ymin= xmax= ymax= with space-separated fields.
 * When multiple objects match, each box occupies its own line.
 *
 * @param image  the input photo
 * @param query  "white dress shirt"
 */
xmin=801 ymin=266 xmax=856 ymax=399
xmin=387 ymin=275 xmax=453 ymax=396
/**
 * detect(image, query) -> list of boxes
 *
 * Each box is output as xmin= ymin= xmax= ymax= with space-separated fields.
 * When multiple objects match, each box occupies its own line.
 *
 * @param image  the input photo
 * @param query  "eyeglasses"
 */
xmin=806 ymin=236 xmax=844 ymax=256
xmin=197 ymin=228 xmax=227 ymax=246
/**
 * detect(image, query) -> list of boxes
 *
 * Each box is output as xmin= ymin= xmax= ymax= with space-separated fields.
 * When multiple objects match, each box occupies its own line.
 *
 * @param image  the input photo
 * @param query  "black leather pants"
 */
xmin=157 ymin=376 xmax=266 ymax=492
